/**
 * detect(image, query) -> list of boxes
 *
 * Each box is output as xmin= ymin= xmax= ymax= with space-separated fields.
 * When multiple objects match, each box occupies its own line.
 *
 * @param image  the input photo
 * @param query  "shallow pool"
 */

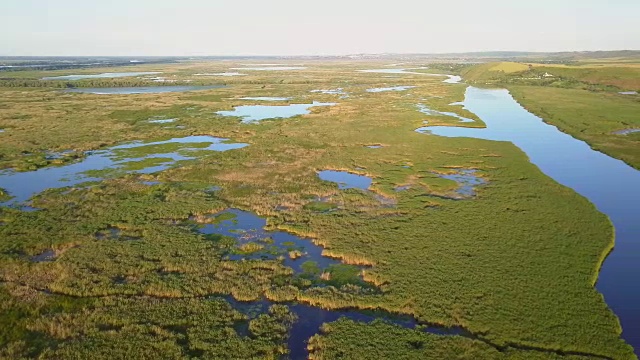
xmin=318 ymin=170 xmax=372 ymax=190
xmin=0 ymin=135 xmax=247 ymax=206
xmin=216 ymin=101 xmax=335 ymax=123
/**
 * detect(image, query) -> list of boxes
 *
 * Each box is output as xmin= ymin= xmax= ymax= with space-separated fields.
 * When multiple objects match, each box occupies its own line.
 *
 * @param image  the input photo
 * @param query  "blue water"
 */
xmin=194 ymin=72 xmax=246 ymax=76
xmin=359 ymin=69 xmax=462 ymax=84
xmin=436 ymin=169 xmax=486 ymax=197
xmin=418 ymin=104 xmax=474 ymax=123
xmin=31 ymin=249 xmax=57 ymax=262
xmin=42 ymin=72 xmax=161 ymax=80
xmin=216 ymin=101 xmax=335 ymax=123
xmin=418 ymin=86 xmax=640 ymax=353
xmin=65 ymin=85 xmax=224 ymax=94
xmin=318 ymin=170 xmax=372 ymax=190
xmin=366 ymin=86 xmax=415 ymax=93
xmin=196 ymin=209 xmax=342 ymax=273
xmin=204 ymin=208 xmax=469 ymax=358
xmin=0 ymin=136 xmax=247 ymax=206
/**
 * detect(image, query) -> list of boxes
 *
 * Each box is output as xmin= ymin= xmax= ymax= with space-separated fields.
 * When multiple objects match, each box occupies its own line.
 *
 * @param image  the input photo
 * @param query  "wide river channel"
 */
xmin=418 ymin=86 xmax=640 ymax=354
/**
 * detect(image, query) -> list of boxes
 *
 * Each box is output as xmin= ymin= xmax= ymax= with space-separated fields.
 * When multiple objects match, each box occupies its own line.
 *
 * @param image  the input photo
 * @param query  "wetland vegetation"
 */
xmin=0 ymin=56 xmax=638 ymax=359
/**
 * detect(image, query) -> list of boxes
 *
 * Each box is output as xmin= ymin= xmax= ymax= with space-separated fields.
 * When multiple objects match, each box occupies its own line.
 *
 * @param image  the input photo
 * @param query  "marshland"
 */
xmin=0 ymin=54 xmax=639 ymax=360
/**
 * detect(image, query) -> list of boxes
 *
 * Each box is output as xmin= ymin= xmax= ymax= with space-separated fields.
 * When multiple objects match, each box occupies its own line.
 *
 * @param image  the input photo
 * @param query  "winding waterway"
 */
xmin=418 ymin=86 xmax=640 ymax=354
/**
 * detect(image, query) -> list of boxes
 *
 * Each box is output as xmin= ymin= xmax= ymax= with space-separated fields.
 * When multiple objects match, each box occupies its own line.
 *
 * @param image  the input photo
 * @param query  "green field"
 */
xmin=0 ymin=60 xmax=636 ymax=359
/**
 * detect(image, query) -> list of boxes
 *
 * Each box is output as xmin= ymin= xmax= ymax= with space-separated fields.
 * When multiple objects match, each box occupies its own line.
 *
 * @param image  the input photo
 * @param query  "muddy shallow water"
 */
xmin=318 ymin=170 xmax=372 ymax=190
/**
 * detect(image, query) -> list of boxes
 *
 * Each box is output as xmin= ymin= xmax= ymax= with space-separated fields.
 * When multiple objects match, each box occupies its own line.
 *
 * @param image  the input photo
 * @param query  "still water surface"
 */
xmin=0 ymin=136 xmax=247 ymax=206
xmin=418 ymin=86 xmax=640 ymax=353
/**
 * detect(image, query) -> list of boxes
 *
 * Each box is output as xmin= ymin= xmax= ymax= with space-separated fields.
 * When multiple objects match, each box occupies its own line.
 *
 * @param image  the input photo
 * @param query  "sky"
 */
xmin=1 ymin=0 xmax=639 ymax=56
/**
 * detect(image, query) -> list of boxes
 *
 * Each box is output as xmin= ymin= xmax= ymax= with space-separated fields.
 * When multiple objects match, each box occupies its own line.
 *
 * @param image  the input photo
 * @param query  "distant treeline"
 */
xmin=0 ymin=79 xmax=219 ymax=88
xmin=0 ymin=58 xmax=179 ymax=73
xmin=0 ymin=78 xmax=395 ymax=88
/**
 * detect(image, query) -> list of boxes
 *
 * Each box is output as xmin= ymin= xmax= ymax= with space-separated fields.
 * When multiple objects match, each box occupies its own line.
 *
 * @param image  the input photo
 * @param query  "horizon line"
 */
xmin=1 ymin=49 xmax=640 ymax=58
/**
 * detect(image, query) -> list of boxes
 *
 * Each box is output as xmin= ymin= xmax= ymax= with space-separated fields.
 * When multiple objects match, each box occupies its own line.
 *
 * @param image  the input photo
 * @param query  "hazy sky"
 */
xmin=1 ymin=0 xmax=638 ymax=56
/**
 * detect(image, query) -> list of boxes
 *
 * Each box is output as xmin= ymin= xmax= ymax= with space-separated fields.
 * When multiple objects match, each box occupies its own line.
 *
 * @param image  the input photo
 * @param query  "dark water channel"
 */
xmin=197 ymin=209 xmax=469 ymax=359
xmin=317 ymin=170 xmax=372 ymax=190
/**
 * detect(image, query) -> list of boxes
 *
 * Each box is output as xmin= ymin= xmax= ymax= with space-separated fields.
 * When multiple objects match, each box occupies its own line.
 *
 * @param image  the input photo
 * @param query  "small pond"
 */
xmin=443 ymin=75 xmax=463 ymax=84
xmin=42 ymin=72 xmax=161 ymax=81
xmin=195 ymin=209 xmax=344 ymax=273
xmin=0 ymin=135 xmax=247 ymax=206
xmin=613 ymin=129 xmax=640 ymax=135
xmin=148 ymin=118 xmax=177 ymax=124
xmin=366 ymin=86 xmax=416 ymax=93
xmin=436 ymin=169 xmax=486 ymax=197
xmin=318 ymin=170 xmax=372 ymax=190
xmin=216 ymin=101 xmax=335 ymax=123
xmin=31 ymin=249 xmax=57 ymax=262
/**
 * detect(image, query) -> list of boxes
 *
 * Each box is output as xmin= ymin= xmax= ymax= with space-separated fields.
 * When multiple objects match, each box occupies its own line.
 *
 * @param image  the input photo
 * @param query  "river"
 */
xmin=418 ymin=86 xmax=640 ymax=354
